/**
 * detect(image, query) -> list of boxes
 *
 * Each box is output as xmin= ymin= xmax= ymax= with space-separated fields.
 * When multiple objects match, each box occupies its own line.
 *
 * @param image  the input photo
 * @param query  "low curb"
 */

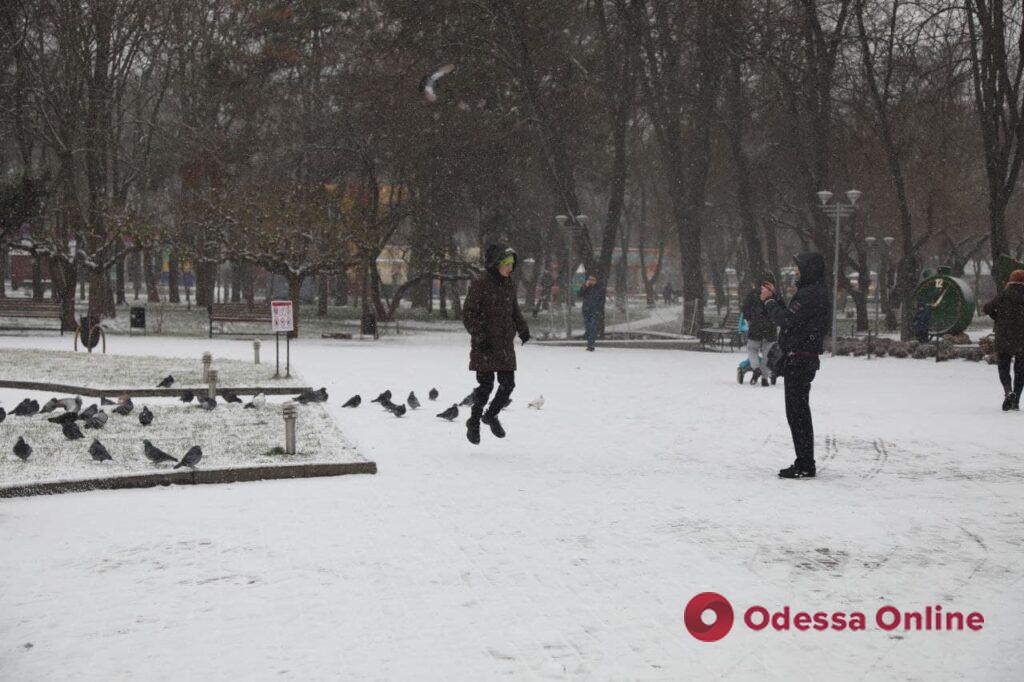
xmin=0 ymin=461 xmax=377 ymax=498
xmin=0 ymin=380 xmax=309 ymax=398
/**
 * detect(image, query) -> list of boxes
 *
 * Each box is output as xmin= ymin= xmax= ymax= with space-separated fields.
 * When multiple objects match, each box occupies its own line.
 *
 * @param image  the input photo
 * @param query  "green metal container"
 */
xmin=912 ymin=266 xmax=976 ymax=336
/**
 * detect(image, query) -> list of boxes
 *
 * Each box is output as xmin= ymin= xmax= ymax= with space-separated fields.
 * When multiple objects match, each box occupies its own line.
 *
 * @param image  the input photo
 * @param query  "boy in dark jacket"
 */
xmin=982 ymin=269 xmax=1024 ymax=410
xmin=742 ymin=272 xmax=783 ymax=386
xmin=760 ymin=252 xmax=831 ymax=479
xmin=462 ymin=244 xmax=531 ymax=444
xmin=578 ymin=275 xmax=606 ymax=351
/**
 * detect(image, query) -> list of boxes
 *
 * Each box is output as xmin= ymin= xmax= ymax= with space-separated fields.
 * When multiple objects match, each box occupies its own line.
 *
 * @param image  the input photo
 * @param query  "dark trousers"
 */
xmin=997 ymin=353 xmax=1024 ymax=395
xmin=472 ymin=371 xmax=515 ymax=419
xmin=584 ymin=313 xmax=599 ymax=349
xmin=783 ymin=358 xmax=818 ymax=470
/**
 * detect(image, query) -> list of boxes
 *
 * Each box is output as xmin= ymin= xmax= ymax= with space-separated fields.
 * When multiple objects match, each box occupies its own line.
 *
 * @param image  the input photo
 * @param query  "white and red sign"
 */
xmin=271 ymin=300 xmax=294 ymax=332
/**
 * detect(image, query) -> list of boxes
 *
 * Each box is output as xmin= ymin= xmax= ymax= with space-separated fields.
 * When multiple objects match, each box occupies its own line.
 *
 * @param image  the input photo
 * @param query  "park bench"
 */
xmin=208 ymin=302 xmax=273 ymax=338
xmin=0 ymin=298 xmax=66 ymax=333
xmin=698 ymin=309 xmax=744 ymax=350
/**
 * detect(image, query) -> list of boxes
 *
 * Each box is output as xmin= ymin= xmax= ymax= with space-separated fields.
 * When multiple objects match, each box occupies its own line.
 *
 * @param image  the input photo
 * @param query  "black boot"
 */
xmin=737 ymin=365 xmax=748 ymax=384
xmin=761 ymin=374 xmax=770 ymax=387
xmin=481 ymin=413 xmax=505 ymax=438
xmin=466 ymin=416 xmax=481 ymax=444
xmin=1002 ymin=392 xmax=1015 ymax=412
xmin=750 ymin=368 xmax=762 ymax=385
xmin=778 ymin=464 xmax=816 ymax=479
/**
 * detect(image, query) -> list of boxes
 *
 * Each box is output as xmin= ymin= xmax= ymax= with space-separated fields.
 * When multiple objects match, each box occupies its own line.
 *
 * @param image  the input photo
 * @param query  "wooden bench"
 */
xmin=208 ymin=303 xmax=273 ymax=338
xmin=0 ymin=298 xmax=66 ymax=333
xmin=698 ymin=309 xmax=744 ymax=350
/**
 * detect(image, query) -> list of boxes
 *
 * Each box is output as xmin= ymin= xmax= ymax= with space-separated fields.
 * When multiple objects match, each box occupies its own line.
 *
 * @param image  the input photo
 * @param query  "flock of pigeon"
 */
xmin=1 ymin=373 xmax=327 ymax=469
xmin=340 ymin=388 xmax=545 ymax=421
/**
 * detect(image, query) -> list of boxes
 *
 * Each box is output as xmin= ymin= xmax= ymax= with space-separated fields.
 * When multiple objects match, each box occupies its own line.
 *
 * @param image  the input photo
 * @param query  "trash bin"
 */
xmin=130 ymin=306 xmax=146 ymax=332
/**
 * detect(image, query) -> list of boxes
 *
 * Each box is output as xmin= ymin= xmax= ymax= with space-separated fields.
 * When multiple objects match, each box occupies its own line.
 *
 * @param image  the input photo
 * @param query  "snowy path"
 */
xmin=1 ymin=333 xmax=1022 ymax=680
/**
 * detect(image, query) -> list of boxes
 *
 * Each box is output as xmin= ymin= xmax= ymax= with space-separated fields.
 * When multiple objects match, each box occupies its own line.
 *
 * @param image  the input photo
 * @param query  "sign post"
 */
xmin=271 ymin=300 xmax=294 ymax=378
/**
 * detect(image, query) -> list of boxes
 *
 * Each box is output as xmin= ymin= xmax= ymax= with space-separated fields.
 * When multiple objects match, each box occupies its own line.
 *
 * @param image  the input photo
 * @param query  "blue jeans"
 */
xmin=584 ymin=314 xmax=599 ymax=349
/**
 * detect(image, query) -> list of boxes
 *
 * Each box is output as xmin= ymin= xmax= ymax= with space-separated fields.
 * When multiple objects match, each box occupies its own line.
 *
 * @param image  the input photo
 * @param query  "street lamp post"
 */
xmin=816 ymin=190 xmax=861 ymax=355
xmin=555 ymin=213 xmax=588 ymax=340
xmin=864 ymin=235 xmax=896 ymax=359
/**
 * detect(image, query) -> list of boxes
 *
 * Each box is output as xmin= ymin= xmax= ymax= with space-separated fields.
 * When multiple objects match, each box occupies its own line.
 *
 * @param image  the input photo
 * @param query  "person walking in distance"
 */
xmin=578 ymin=274 xmax=606 ymax=352
xmin=462 ymin=244 xmax=531 ymax=444
xmin=982 ymin=269 xmax=1024 ymax=411
xmin=742 ymin=272 xmax=783 ymax=386
xmin=760 ymin=253 xmax=831 ymax=479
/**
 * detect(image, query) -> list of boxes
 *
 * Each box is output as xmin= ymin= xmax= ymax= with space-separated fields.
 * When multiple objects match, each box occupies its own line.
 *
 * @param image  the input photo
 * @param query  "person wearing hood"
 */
xmin=982 ymin=269 xmax=1024 ymax=410
xmin=760 ymin=252 xmax=831 ymax=479
xmin=462 ymin=244 xmax=531 ymax=444
xmin=578 ymin=274 xmax=606 ymax=351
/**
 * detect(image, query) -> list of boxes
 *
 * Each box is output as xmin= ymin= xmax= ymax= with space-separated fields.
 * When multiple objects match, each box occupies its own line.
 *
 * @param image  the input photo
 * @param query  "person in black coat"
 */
xmin=760 ymin=252 xmax=831 ymax=479
xmin=578 ymin=275 xmax=606 ymax=351
xmin=742 ymin=272 xmax=783 ymax=386
xmin=982 ymin=268 xmax=1024 ymax=410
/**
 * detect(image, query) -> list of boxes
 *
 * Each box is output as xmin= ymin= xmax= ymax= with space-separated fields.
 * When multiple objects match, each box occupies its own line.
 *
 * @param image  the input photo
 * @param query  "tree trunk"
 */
xmin=131 ymin=248 xmax=141 ymax=300
xmin=360 ymin=261 xmax=377 ymax=336
xmin=32 ymin=255 xmax=44 ymax=300
xmin=145 ymin=248 xmax=160 ymax=302
xmin=287 ymin=273 xmax=303 ymax=338
xmin=334 ymin=271 xmax=348 ymax=306
xmin=51 ymin=257 xmax=78 ymax=331
xmin=243 ymin=263 xmax=255 ymax=304
xmin=0 ymin=245 xmax=7 ymax=298
xmin=231 ymin=262 xmax=242 ymax=303
xmin=115 ymin=247 xmax=126 ymax=305
xmin=317 ymin=275 xmax=329 ymax=316
xmin=168 ymin=254 xmax=180 ymax=303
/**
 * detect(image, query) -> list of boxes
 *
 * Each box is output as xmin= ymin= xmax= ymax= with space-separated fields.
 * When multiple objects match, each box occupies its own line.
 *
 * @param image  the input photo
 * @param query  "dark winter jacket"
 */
xmin=578 ymin=281 xmax=606 ymax=319
xmin=463 ymin=244 xmax=530 ymax=372
xmin=765 ymin=252 xmax=831 ymax=358
xmin=983 ymin=284 xmax=1024 ymax=354
xmin=742 ymin=289 xmax=781 ymax=342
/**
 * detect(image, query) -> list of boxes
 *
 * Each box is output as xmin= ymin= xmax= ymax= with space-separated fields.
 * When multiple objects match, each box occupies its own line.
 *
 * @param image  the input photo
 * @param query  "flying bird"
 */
xmin=407 ymin=392 xmax=421 ymax=410
xmin=62 ymin=421 xmax=85 ymax=440
xmin=371 ymin=390 xmax=392 ymax=404
xmin=89 ymin=439 xmax=112 ymax=462
xmin=157 ymin=375 xmax=175 ymax=388
xmin=342 ymin=395 xmax=361 ymax=408
xmin=13 ymin=436 xmax=32 ymax=461
xmin=436 ymin=404 xmax=459 ymax=421
xmin=419 ymin=63 xmax=455 ymax=103
xmin=244 ymin=393 xmax=266 ymax=409
xmin=528 ymin=395 xmax=545 ymax=410
xmin=84 ymin=411 xmax=108 ymax=429
xmin=139 ymin=406 xmax=154 ymax=426
xmin=428 ymin=388 xmax=439 ymax=401
xmin=112 ymin=398 xmax=134 ymax=416
xmin=174 ymin=445 xmax=203 ymax=469
xmin=221 ymin=390 xmax=242 ymax=404
xmin=180 ymin=390 xmax=195 ymax=404
xmin=143 ymin=439 xmax=177 ymax=465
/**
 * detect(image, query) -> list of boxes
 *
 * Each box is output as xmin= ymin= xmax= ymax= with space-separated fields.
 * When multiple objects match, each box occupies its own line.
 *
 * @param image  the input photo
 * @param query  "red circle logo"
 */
xmin=684 ymin=592 xmax=734 ymax=642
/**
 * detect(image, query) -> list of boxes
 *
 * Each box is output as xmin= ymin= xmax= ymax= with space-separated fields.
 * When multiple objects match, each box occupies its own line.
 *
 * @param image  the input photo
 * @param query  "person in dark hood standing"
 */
xmin=462 ymin=244 xmax=531 ymax=444
xmin=578 ymin=274 xmax=606 ymax=351
xmin=760 ymin=252 xmax=831 ymax=478
xmin=982 ymin=269 xmax=1024 ymax=410
xmin=742 ymin=272 xmax=783 ymax=386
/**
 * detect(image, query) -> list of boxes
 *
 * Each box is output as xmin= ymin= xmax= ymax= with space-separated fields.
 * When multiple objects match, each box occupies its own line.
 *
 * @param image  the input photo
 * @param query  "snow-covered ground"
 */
xmin=1 ymin=332 xmax=1022 ymax=680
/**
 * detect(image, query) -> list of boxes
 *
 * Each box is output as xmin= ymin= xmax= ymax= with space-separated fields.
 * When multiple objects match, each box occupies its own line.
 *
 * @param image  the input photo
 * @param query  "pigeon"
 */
xmin=0 ymin=407 xmax=5 ymax=424
xmin=390 ymin=404 xmax=407 ymax=418
xmin=221 ymin=390 xmax=242 ymax=404
xmin=58 ymin=396 xmax=82 ymax=413
xmin=174 ymin=445 xmax=203 ymax=469
xmin=460 ymin=392 xmax=475 ymax=407
xmin=157 ymin=375 xmax=175 ymax=388
xmin=84 ymin=411 xmax=108 ymax=429
xmin=112 ymin=398 xmax=134 ymax=416
xmin=528 ymin=395 xmax=545 ymax=410
xmin=139 ymin=406 xmax=154 ymax=426
xmin=62 ymin=421 xmax=85 ymax=440
xmin=40 ymin=397 xmax=60 ymax=413
xmin=379 ymin=398 xmax=398 ymax=411
xmin=48 ymin=411 xmax=79 ymax=425
xmin=12 ymin=399 xmax=39 ymax=416
xmin=244 ymin=393 xmax=266 ymax=409
xmin=297 ymin=387 xmax=328 ymax=404
xmin=143 ymin=439 xmax=177 ymax=465
xmin=197 ymin=396 xmax=217 ymax=411
xmin=428 ymin=388 xmax=439 ymax=401
xmin=342 ymin=395 xmax=361 ymax=408
xmin=13 ymin=437 xmax=32 ymax=461
xmin=407 ymin=392 xmax=421 ymax=410
xmin=88 ymin=439 xmax=112 ymax=462
xmin=371 ymin=390 xmax=392 ymax=404
xmin=180 ymin=390 xmax=195 ymax=404
xmin=78 ymin=403 xmax=99 ymax=421
xmin=101 ymin=396 xmax=116 ymax=405
xmin=419 ymin=63 xmax=455 ymax=103
xmin=436 ymin=404 xmax=459 ymax=421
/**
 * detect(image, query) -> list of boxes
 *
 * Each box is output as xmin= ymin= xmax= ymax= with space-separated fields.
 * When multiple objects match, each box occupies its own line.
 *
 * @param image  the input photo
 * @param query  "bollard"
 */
xmin=282 ymin=401 xmax=298 ymax=454
xmin=208 ymin=368 xmax=218 ymax=400
xmin=253 ymin=339 xmax=261 ymax=365
xmin=202 ymin=352 xmax=212 ymax=381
